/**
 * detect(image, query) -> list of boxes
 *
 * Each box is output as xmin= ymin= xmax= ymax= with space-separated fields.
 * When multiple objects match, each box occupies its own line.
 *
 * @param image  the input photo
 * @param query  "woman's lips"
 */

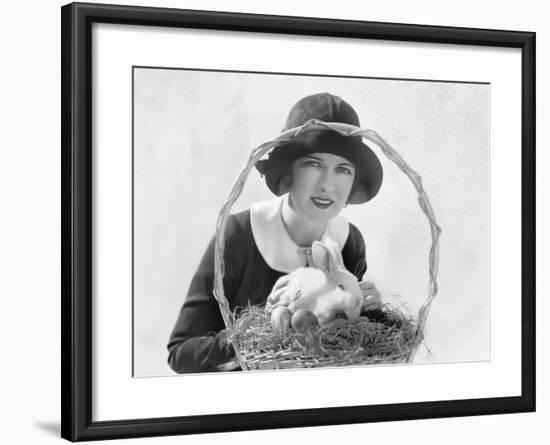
xmin=310 ymin=197 xmax=334 ymax=209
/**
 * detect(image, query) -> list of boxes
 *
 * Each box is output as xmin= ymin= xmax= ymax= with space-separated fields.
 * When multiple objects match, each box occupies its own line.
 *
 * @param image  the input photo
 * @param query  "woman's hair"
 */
xmin=277 ymin=169 xmax=293 ymax=194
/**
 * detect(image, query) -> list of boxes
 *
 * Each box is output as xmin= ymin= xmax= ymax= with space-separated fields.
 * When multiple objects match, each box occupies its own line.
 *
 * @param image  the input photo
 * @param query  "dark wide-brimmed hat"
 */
xmin=255 ymin=92 xmax=383 ymax=204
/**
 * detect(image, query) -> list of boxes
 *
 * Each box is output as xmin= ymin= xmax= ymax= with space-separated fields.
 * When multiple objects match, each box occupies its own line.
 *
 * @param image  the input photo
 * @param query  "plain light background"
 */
xmin=134 ymin=69 xmax=489 ymax=376
xmin=0 ymin=0 xmax=546 ymax=443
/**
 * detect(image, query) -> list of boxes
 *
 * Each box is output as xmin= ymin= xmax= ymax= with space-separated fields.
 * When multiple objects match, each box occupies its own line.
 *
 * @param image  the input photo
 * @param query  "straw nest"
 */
xmin=230 ymin=303 xmax=419 ymax=370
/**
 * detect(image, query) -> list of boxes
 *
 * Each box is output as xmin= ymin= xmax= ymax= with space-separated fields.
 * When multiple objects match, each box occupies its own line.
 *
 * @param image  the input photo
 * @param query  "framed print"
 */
xmin=61 ymin=1 xmax=536 ymax=441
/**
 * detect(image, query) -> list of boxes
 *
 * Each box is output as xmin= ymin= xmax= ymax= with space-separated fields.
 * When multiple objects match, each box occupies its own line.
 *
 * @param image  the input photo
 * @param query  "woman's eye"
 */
xmin=337 ymin=166 xmax=353 ymax=175
xmin=303 ymin=160 xmax=321 ymax=168
xmin=338 ymin=284 xmax=345 ymax=290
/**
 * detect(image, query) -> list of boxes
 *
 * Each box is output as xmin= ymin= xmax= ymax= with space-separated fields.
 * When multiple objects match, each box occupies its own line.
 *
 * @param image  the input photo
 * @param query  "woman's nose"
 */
xmin=320 ymin=170 xmax=336 ymax=193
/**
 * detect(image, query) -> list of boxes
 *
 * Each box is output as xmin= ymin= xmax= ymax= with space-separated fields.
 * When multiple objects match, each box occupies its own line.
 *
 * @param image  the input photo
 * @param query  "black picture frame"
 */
xmin=61 ymin=2 xmax=536 ymax=441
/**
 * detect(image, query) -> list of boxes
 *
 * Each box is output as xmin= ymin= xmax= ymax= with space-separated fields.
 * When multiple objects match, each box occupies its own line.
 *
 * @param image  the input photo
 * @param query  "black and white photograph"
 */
xmin=2 ymin=0 xmax=545 ymax=443
xmin=54 ymin=1 xmax=536 ymax=441
xmin=133 ymin=68 xmax=489 ymax=376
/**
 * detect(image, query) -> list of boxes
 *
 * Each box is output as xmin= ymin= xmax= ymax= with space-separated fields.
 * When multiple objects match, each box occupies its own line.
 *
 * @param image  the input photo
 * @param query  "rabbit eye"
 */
xmin=338 ymin=284 xmax=345 ymax=290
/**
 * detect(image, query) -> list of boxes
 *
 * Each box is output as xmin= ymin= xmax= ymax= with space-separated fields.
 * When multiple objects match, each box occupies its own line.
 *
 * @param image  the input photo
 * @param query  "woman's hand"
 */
xmin=212 ymin=330 xmax=241 ymax=372
xmin=266 ymin=275 xmax=302 ymax=309
xmin=359 ymin=280 xmax=383 ymax=310
xmin=216 ymin=360 xmax=241 ymax=372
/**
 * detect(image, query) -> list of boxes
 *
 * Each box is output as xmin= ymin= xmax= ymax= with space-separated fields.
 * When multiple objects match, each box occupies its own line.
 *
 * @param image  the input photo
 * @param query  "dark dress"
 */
xmin=167 ymin=209 xmax=367 ymax=373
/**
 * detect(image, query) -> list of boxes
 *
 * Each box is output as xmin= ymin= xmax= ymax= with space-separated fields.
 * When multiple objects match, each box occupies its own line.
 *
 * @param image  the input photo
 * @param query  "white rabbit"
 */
xmin=266 ymin=239 xmax=364 ymax=325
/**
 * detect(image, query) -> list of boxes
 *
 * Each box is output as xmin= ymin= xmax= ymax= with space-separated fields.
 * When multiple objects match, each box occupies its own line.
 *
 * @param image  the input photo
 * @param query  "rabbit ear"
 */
xmin=311 ymin=241 xmax=338 ymax=275
xmin=317 ymin=237 xmax=344 ymax=267
xmin=325 ymin=237 xmax=344 ymax=266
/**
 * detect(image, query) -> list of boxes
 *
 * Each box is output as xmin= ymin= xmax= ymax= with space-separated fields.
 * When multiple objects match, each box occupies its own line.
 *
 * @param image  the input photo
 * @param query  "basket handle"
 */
xmin=213 ymin=120 xmax=441 ymax=364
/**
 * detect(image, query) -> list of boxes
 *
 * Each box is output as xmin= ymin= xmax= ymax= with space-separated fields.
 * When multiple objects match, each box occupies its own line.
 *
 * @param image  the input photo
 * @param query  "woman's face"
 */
xmin=288 ymin=152 xmax=356 ymax=225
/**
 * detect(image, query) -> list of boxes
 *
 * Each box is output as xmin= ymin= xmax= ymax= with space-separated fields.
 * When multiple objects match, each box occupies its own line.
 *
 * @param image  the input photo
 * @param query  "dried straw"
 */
xmin=230 ymin=305 xmax=418 ymax=369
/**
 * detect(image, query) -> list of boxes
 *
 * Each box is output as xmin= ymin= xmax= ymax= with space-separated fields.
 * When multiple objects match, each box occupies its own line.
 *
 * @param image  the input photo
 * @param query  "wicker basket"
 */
xmin=212 ymin=120 xmax=441 ymax=370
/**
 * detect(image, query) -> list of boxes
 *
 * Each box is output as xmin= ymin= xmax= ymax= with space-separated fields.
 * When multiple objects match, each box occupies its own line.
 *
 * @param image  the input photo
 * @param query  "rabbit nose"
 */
xmin=333 ymin=310 xmax=348 ymax=320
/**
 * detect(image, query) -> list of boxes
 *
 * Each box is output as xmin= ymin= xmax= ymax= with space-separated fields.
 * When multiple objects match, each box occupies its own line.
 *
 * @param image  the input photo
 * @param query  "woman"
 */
xmin=167 ymin=93 xmax=383 ymax=373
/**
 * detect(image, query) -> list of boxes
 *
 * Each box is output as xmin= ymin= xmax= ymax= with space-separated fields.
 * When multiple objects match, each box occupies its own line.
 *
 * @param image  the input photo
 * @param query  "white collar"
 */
xmin=250 ymin=195 xmax=349 ymax=273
